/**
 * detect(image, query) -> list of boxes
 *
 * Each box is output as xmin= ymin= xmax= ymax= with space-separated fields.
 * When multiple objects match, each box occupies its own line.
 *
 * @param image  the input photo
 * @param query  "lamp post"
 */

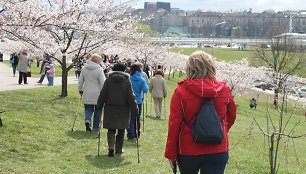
xmin=210 ymin=34 xmax=215 ymax=56
xmin=214 ymin=21 xmax=226 ymax=56
xmin=230 ymin=27 xmax=237 ymax=60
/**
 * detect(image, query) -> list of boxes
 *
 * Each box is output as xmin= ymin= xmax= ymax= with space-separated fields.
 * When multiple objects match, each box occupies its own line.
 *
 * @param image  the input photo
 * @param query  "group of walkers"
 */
xmin=9 ymin=50 xmax=55 ymax=86
xmin=77 ymin=53 xmax=168 ymax=157
xmin=4 ymin=48 xmax=237 ymax=173
xmin=76 ymin=50 xmax=237 ymax=174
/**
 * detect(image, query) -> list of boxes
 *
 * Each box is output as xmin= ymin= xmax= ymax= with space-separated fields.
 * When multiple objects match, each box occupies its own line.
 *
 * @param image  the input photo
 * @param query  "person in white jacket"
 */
xmin=78 ymin=54 xmax=106 ymax=132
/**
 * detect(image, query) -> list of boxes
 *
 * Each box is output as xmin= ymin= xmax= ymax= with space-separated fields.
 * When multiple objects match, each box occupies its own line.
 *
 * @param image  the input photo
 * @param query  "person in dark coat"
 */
xmin=97 ymin=63 xmax=138 ymax=157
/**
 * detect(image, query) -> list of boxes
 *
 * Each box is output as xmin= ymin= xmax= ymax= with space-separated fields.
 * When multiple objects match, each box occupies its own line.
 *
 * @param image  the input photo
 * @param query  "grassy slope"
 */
xmin=170 ymin=47 xmax=254 ymax=62
xmin=0 ymin=74 xmax=305 ymax=174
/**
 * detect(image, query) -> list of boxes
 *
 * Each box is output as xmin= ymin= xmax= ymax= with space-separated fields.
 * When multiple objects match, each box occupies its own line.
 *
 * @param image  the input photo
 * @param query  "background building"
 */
xmin=144 ymin=2 xmax=171 ymax=12
xmin=132 ymin=8 xmax=306 ymax=38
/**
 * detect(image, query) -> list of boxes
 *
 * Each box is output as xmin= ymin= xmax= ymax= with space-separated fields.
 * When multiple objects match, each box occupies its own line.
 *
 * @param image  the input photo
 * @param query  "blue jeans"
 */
xmin=127 ymin=104 xmax=142 ymax=139
xmin=37 ymin=74 xmax=46 ymax=83
xmin=12 ymin=64 xmax=17 ymax=76
xmin=177 ymin=152 xmax=229 ymax=174
xmin=47 ymin=76 xmax=54 ymax=86
xmin=84 ymin=104 xmax=101 ymax=130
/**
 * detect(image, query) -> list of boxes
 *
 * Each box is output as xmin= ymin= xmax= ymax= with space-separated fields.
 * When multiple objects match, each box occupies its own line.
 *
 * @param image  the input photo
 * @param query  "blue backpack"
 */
xmin=10 ymin=57 xmax=14 ymax=64
xmin=181 ymin=99 xmax=224 ymax=145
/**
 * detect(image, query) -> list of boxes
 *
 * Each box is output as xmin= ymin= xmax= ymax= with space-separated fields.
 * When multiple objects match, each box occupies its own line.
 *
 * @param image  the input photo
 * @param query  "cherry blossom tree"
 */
xmin=0 ymin=0 xmax=137 ymax=97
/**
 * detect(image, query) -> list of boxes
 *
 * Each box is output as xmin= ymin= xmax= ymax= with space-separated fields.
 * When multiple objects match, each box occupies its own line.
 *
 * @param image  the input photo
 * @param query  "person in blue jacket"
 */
xmin=127 ymin=64 xmax=148 ymax=139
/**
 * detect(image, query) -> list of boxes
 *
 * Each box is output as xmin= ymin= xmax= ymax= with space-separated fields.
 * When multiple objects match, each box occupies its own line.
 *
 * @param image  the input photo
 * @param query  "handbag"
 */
xmin=27 ymin=71 xmax=32 ymax=77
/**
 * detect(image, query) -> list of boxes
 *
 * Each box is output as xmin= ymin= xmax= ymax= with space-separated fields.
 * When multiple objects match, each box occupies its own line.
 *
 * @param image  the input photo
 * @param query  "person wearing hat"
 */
xmin=97 ymin=63 xmax=138 ymax=157
xmin=150 ymin=70 xmax=167 ymax=118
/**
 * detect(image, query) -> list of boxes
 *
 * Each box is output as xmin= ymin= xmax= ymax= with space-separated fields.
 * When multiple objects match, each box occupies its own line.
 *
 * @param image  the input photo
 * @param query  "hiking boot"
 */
xmin=108 ymin=149 xmax=114 ymax=157
xmin=115 ymin=149 xmax=124 ymax=154
xmin=85 ymin=122 xmax=91 ymax=132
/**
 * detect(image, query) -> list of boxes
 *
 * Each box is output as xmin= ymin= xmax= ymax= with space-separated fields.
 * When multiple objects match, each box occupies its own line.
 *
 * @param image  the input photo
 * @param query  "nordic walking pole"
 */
xmin=145 ymin=93 xmax=148 ymax=118
xmin=98 ymin=121 xmax=101 ymax=156
xmin=172 ymin=160 xmax=177 ymax=174
xmin=163 ymin=97 xmax=166 ymax=119
xmin=149 ymin=96 xmax=152 ymax=117
xmin=135 ymin=113 xmax=140 ymax=163
xmin=71 ymin=96 xmax=82 ymax=131
xmin=142 ymin=94 xmax=145 ymax=132
xmin=98 ymin=110 xmax=104 ymax=156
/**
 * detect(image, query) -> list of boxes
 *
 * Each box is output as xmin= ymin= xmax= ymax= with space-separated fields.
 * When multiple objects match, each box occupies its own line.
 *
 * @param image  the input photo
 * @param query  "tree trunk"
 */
xmin=273 ymin=88 xmax=279 ymax=109
xmin=269 ymin=133 xmax=275 ymax=174
xmin=61 ymin=54 xmax=68 ymax=97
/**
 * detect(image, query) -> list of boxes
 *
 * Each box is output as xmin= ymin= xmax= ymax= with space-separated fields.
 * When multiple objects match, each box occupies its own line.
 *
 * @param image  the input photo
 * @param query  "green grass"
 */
xmin=170 ymin=47 xmax=254 ymax=62
xmin=3 ymin=60 xmax=75 ymax=77
xmin=0 ymin=73 xmax=305 ymax=173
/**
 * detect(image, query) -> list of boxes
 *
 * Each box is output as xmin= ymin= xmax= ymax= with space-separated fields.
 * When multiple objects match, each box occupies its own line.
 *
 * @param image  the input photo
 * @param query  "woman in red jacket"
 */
xmin=165 ymin=51 xmax=237 ymax=174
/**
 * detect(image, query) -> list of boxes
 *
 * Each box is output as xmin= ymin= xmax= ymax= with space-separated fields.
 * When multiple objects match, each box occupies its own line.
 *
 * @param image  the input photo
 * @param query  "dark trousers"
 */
xmin=18 ymin=72 xmax=27 ymax=84
xmin=127 ymin=104 xmax=142 ymax=139
xmin=37 ymin=74 xmax=46 ymax=83
xmin=12 ymin=64 xmax=17 ymax=76
xmin=177 ymin=152 xmax=229 ymax=174
xmin=107 ymin=129 xmax=125 ymax=153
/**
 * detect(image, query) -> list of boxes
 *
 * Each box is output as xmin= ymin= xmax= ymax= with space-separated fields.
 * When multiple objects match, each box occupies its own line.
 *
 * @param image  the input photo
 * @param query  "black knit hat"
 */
xmin=112 ymin=63 xmax=126 ymax=72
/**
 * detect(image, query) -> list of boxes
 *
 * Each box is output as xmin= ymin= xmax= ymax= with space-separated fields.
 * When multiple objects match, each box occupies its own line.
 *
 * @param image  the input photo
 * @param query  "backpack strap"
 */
xmin=180 ymin=100 xmax=192 ymax=129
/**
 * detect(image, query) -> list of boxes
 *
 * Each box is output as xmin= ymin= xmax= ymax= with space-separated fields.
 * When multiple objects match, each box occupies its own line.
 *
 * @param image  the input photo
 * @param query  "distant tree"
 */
xmin=134 ymin=23 xmax=155 ymax=37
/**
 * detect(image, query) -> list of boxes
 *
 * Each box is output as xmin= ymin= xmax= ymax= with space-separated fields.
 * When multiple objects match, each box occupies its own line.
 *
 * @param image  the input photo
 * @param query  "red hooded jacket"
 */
xmin=165 ymin=78 xmax=237 ymax=160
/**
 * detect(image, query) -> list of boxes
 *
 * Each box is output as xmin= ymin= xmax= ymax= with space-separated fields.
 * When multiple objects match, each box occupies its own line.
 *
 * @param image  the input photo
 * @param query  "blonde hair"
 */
xmin=185 ymin=51 xmax=216 ymax=80
xmin=91 ymin=53 xmax=102 ymax=63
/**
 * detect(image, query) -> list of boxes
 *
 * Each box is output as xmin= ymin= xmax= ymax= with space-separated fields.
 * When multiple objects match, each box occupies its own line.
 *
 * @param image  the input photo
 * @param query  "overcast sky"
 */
xmin=132 ymin=0 xmax=306 ymax=12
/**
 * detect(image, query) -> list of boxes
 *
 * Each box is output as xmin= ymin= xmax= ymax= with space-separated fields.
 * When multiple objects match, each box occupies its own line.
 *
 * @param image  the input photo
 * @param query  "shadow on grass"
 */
xmin=66 ymin=130 xmax=97 ymax=140
xmin=85 ymin=154 xmax=131 ymax=169
xmin=145 ymin=115 xmax=166 ymax=121
xmin=123 ymin=139 xmax=138 ymax=148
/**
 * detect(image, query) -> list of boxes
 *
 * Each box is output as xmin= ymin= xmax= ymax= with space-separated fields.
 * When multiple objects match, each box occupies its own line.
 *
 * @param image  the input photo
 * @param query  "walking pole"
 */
xmin=71 ymin=96 xmax=82 ymax=131
xmin=98 ymin=110 xmax=104 ymax=156
xmin=135 ymin=114 xmax=140 ymax=163
xmin=149 ymin=96 xmax=152 ymax=117
xmin=97 ymin=121 xmax=101 ymax=156
xmin=145 ymin=93 xmax=148 ymax=118
xmin=163 ymin=97 xmax=166 ymax=119
xmin=142 ymin=94 xmax=145 ymax=132
xmin=172 ymin=160 xmax=177 ymax=174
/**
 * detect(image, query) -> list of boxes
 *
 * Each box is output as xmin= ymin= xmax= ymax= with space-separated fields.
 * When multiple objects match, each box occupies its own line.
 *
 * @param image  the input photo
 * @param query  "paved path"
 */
xmin=0 ymin=61 xmax=78 ymax=92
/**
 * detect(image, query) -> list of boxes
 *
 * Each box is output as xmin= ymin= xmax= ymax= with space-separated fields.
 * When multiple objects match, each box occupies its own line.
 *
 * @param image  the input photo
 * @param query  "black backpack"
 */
xmin=181 ymin=99 xmax=224 ymax=145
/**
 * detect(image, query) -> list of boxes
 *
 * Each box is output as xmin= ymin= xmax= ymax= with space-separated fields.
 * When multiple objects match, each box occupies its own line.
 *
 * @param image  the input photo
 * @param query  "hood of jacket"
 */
xmin=178 ymin=78 xmax=231 ymax=98
xmin=84 ymin=61 xmax=101 ymax=70
xmin=109 ymin=71 xmax=130 ymax=82
xmin=130 ymin=71 xmax=143 ymax=81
